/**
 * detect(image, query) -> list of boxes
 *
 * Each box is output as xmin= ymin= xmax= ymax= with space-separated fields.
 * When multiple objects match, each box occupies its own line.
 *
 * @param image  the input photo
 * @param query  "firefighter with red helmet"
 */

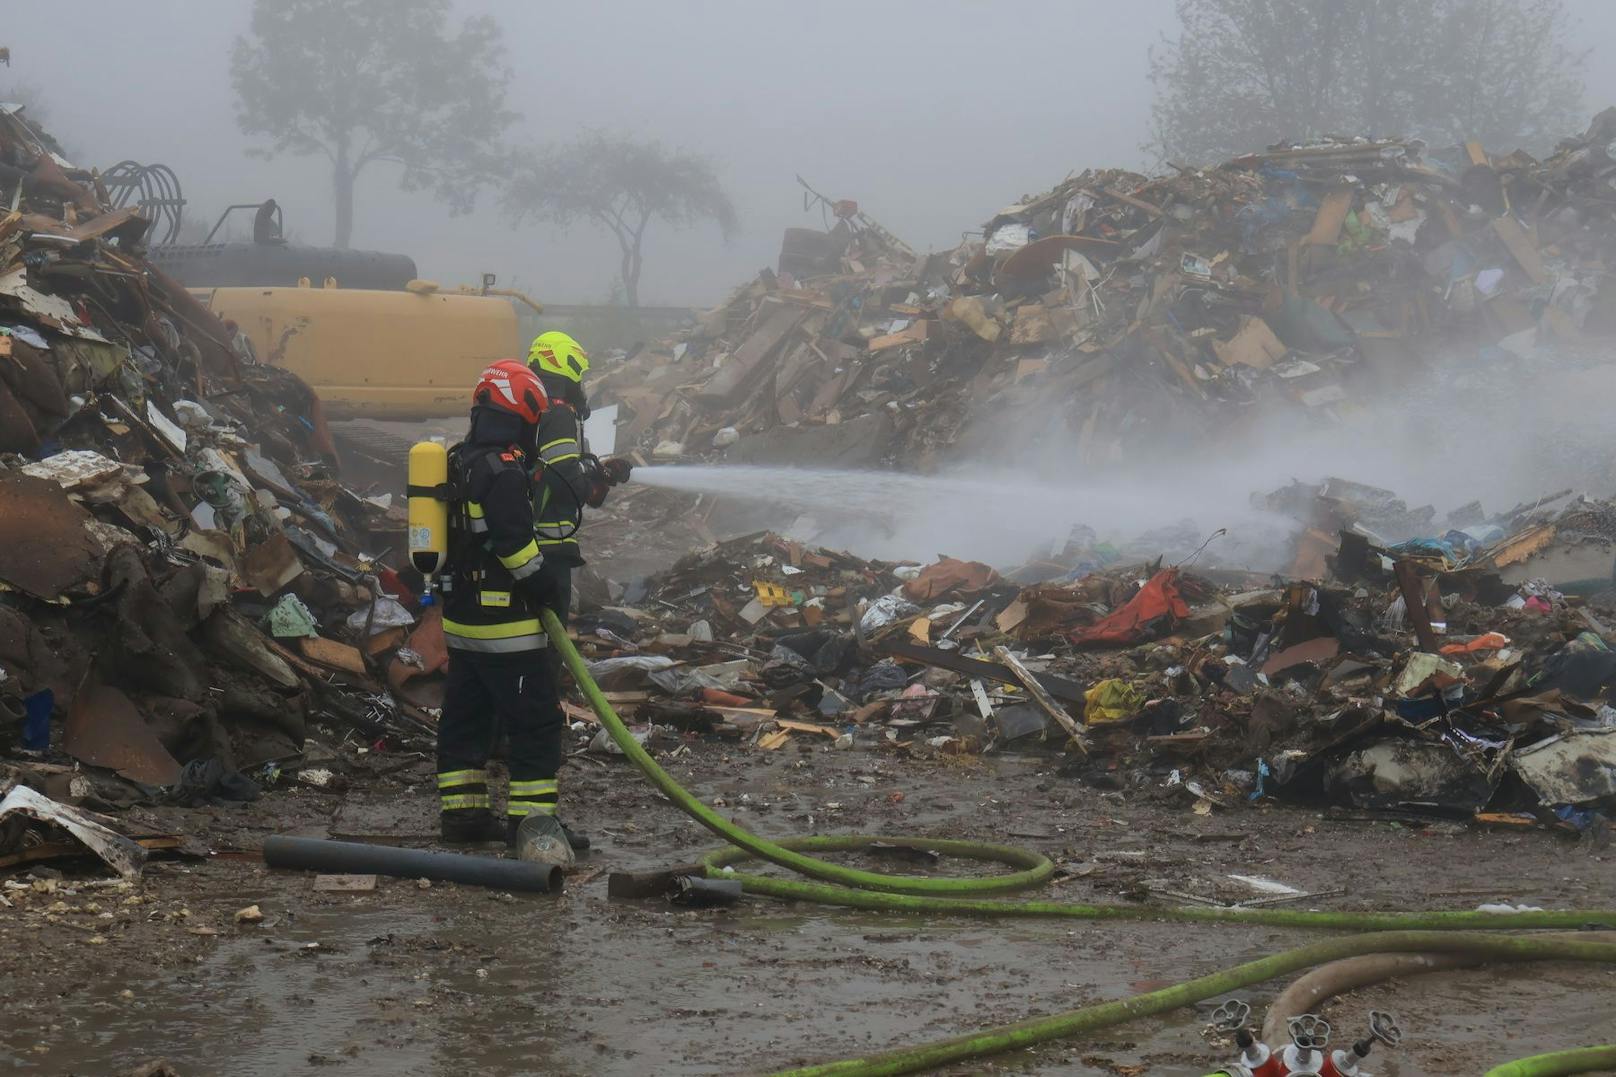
xmin=434 ymin=360 xmax=577 ymax=846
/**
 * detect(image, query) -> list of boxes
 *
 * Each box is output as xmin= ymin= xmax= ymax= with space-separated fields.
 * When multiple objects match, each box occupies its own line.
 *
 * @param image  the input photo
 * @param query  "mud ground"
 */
xmin=3 ymin=736 xmax=1614 ymax=1076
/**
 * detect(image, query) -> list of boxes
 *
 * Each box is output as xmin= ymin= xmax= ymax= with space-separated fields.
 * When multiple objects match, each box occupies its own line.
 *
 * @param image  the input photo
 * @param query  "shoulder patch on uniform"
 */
xmin=500 ymin=452 xmax=516 ymax=462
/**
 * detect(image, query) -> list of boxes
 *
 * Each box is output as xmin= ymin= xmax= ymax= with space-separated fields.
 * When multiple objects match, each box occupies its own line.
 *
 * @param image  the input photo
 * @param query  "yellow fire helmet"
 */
xmin=527 ymin=331 xmax=590 ymax=384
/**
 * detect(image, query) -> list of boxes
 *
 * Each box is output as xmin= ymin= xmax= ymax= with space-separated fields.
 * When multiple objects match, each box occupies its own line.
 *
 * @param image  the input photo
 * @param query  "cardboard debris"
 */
xmin=62 ymin=679 xmax=182 ymax=787
xmin=0 ymin=101 xmax=434 ymax=833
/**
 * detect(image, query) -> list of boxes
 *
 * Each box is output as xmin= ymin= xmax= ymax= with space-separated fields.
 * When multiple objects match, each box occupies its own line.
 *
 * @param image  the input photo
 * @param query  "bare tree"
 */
xmin=1149 ymin=0 xmax=1585 ymax=163
xmin=230 ymin=0 xmax=515 ymax=248
xmin=505 ymin=134 xmax=738 ymax=310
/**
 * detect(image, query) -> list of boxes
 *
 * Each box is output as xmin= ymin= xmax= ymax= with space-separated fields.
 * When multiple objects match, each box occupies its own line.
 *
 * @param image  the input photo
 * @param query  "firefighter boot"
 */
xmin=440 ymin=809 xmax=506 ymax=845
xmin=506 ymin=815 xmax=590 ymax=852
xmin=510 ymin=813 xmax=576 ymax=869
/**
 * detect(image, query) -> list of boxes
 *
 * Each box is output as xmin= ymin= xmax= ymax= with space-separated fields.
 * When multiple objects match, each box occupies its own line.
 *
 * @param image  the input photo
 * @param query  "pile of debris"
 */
xmin=543 ymin=485 xmax=1616 ymax=834
xmin=0 ymin=104 xmax=427 ymax=843
xmin=593 ymin=110 xmax=1616 ymax=473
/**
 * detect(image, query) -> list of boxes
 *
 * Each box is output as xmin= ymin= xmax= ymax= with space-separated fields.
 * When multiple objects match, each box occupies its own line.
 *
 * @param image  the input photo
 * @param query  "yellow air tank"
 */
xmin=407 ymin=440 xmax=450 ymax=577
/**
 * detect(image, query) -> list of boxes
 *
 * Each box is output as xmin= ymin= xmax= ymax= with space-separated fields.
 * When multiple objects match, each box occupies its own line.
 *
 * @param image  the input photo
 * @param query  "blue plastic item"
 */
xmin=22 ymin=689 xmax=53 ymax=751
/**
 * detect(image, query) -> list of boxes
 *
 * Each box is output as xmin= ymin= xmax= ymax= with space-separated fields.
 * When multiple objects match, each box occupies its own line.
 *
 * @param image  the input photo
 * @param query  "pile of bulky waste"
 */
xmin=552 ymin=477 xmax=1616 ymax=838
xmin=590 ymin=109 xmax=1616 ymax=476
xmin=9 ymin=100 xmax=1616 ymax=880
xmin=0 ymin=104 xmax=434 ymax=868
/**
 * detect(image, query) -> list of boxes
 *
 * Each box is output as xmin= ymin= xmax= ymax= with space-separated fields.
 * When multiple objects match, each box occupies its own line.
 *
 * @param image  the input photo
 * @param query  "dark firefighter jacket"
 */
xmin=532 ymin=400 xmax=604 ymax=566
xmin=441 ymin=442 xmax=548 ymax=653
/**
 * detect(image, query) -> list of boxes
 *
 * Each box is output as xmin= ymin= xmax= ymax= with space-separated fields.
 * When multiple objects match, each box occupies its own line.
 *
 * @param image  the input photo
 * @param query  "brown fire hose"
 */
xmin=1261 ymin=931 xmax=1616 ymax=1044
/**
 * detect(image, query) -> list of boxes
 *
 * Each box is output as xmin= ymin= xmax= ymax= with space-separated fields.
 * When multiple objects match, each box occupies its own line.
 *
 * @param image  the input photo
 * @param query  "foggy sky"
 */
xmin=6 ymin=0 xmax=1616 ymax=308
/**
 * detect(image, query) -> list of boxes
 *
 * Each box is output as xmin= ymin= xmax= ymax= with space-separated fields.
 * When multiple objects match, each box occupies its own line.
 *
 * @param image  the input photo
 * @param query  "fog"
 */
xmin=8 ymin=0 xmax=1612 ymax=309
xmin=639 ymin=336 xmax=1616 ymax=573
xmin=11 ymin=1 xmax=1616 ymax=572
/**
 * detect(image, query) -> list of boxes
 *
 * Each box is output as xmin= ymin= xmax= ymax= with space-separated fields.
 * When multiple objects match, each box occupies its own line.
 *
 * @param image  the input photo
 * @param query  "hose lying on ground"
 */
xmin=541 ymin=610 xmax=1616 ymax=1075
xmin=763 ymin=934 xmax=1616 ymax=1077
xmin=1259 ymin=932 xmax=1616 ymax=1044
xmin=1484 ymin=1046 xmax=1616 ymax=1077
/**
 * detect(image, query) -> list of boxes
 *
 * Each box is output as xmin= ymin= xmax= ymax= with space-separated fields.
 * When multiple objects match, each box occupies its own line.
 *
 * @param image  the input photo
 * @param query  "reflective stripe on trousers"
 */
xmin=508 ymin=777 xmax=558 ymax=817
xmin=437 ymin=768 xmax=491 ymax=811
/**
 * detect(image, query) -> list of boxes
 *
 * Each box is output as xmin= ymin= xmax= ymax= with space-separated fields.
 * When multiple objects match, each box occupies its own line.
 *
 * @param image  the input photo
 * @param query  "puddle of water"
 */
xmin=24 ymin=882 xmax=1615 ymax=1076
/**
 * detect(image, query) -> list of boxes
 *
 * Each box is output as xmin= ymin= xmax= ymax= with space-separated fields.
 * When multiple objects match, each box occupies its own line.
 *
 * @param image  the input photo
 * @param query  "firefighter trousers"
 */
xmin=436 ymin=647 xmax=563 ymax=820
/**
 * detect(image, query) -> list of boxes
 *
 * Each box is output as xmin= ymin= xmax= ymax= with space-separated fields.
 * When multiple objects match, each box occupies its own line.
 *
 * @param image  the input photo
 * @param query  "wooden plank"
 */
xmin=1100 ymin=186 xmax=1163 ymax=219
xmin=1307 ymin=190 xmax=1354 ymax=246
xmin=703 ymin=705 xmax=778 ymax=725
xmin=695 ymin=303 xmax=805 ymax=403
xmin=992 ymin=646 xmax=1089 ymax=752
xmin=363 ymin=625 xmax=408 ymax=657
xmin=868 ymin=320 xmax=931 ymax=352
xmin=969 ymin=679 xmax=995 ymax=719
xmin=774 ymin=717 xmax=836 ymax=736
xmin=878 ymin=639 xmax=1087 ymax=704
xmin=1485 ymin=522 xmax=1556 ymax=569
xmin=1212 ymin=316 xmax=1287 ymax=369
xmin=1491 ymin=217 xmax=1548 ymax=284
xmin=607 ymin=864 xmax=704 ymax=899
xmin=299 ymin=636 xmax=368 ymax=675
xmin=1393 ymin=560 xmax=1440 ymax=654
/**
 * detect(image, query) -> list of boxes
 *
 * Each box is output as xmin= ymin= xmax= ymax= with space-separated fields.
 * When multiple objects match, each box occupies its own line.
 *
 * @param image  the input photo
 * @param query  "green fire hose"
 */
xmin=1485 ymin=1046 xmax=1616 ymax=1076
xmin=541 ymin=610 xmax=1616 ymax=1075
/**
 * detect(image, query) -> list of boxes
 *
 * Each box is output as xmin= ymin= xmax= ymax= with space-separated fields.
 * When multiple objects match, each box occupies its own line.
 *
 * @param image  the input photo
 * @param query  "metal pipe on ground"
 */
xmin=263 ymin=835 xmax=562 ymax=893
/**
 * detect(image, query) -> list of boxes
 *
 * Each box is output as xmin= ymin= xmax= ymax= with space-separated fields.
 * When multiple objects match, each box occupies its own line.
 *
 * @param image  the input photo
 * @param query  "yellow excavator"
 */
xmin=147 ymin=201 xmax=540 ymax=421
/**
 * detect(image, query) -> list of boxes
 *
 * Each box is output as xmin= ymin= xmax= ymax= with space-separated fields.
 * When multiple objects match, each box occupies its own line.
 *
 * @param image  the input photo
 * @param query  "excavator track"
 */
xmin=331 ymin=420 xmax=418 ymax=490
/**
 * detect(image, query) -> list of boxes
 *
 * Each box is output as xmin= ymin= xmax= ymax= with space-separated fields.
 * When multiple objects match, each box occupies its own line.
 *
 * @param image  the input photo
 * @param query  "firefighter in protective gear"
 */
xmin=435 ymin=360 xmax=576 ymax=847
xmin=517 ymin=332 xmax=629 ymax=853
xmin=525 ymin=330 xmax=631 ymax=612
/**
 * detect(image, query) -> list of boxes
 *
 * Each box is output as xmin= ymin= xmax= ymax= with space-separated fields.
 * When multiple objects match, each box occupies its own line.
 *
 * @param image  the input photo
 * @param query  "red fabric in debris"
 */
xmin=378 ymin=567 xmax=419 ymax=609
xmin=1068 ymin=568 xmax=1190 ymax=646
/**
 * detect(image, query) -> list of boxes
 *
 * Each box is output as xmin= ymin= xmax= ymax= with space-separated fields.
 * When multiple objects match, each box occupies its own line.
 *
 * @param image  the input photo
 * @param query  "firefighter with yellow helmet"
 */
xmin=526 ymin=330 xmax=632 ymax=567
xmin=520 ymin=331 xmax=631 ymax=851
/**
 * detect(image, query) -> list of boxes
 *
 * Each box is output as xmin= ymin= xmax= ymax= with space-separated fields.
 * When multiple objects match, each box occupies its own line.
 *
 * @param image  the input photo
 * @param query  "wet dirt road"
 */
xmin=5 ymin=747 xmax=1614 ymax=1075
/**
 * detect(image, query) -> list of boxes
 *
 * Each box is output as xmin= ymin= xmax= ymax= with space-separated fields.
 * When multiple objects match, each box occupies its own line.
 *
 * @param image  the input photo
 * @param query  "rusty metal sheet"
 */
xmin=63 ymin=678 xmax=182 ymax=787
xmin=1261 ymin=636 xmax=1341 ymax=676
xmin=0 ymin=474 xmax=102 ymax=601
xmin=996 ymin=233 xmax=1118 ymax=279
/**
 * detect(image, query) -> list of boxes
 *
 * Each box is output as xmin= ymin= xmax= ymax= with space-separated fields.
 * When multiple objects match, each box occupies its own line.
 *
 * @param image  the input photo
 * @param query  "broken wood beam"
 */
xmin=992 ymin=645 xmax=1090 ymax=753
xmin=876 ymin=639 xmax=1086 ymax=704
xmin=607 ymin=864 xmax=705 ymax=900
xmin=1393 ymin=559 xmax=1440 ymax=653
